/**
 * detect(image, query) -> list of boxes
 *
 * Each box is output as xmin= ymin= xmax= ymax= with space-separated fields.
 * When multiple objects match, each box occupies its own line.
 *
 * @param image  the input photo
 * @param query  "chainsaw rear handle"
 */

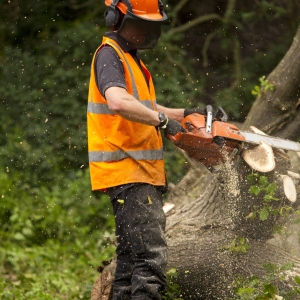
xmin=214 ymin=106 xmax=228 ymax=122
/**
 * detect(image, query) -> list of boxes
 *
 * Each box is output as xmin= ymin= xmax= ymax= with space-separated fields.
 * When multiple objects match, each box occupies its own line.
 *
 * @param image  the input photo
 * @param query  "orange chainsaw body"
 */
xmin=169 ymin=113 xmax=246 ymax=167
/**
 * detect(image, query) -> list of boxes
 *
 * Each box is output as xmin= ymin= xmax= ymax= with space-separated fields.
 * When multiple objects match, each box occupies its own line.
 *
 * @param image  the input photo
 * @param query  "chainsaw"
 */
xmin=168 ymin=105 xmax=300 ymax=169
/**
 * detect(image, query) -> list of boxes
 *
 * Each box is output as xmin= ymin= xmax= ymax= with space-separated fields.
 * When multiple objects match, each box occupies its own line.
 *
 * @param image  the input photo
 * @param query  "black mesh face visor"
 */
xmin=117 ymin=12 xmax=166 ymax=49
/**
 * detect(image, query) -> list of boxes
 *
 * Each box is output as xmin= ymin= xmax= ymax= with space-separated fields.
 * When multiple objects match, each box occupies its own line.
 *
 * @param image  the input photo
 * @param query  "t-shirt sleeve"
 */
xmin=94 ymin=46 xmax=127 ymax=98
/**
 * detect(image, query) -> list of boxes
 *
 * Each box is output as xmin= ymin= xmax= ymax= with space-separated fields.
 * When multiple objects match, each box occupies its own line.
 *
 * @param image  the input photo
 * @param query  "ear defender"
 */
xmin=105 ymin=7 xmax=120 ymax=30
xmin=104 ymin=0 xmax=121 ymax=30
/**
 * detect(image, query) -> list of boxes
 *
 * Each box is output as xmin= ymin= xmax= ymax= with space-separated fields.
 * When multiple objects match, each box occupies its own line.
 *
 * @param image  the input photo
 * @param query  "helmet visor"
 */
xmin=118 ymin=14 xmax=165 ymax=49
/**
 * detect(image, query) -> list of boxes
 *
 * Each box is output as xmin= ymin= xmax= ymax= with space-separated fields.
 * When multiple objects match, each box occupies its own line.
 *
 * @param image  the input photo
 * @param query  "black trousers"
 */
xmin=110 ymin=184 xmax=168 ymax=300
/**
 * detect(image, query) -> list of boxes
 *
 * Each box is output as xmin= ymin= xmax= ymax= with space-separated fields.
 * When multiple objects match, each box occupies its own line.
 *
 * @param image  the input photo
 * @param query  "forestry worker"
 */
xmin=87 ymin=0 xmax=206 ymax=299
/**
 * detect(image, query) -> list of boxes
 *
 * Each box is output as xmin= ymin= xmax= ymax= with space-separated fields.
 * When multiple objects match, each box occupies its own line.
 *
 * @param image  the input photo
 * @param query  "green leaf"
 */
xmin=279 ymin=206 xmax=292 ymax=215
xmin=13 ymin=232 xmax=25 ymax=240
xmin=22 ymin=227 xmax=33 ymax=236
xmin=259 ymin=207 xmax=269 ymax=221
xmin=263 ymin=263 xmax=277 ymax=274
xmin=263 ymin=283 xmax=276 ymax=296
xmin=249 ymin=185 xmax=261 ymax=196
xmin=251 ymin=85 xmax=260 ymax=96
xmin=9 ymin=213 xmax=19 ymax=222
xmin=166 ymin=268 xmax=178 ymax=276
xmin=259 ymin=76 xmax=266 ymax=84
xmin=259 ymin=176 xmax=269 ymax=187
xmin=247 ymin=173 xmax=256 ymax=184
xmin=294 ymin=275 xmax=300 ymax=286
xmin=280 ymin=262 xmax=294 ymax=271
xmin=263 ymin=194 xmax=273 ymax=202
xmin=237 ymin=287 xmax=254 ymax=295
xmin=264 ymin=183 xmax=278 ymax=195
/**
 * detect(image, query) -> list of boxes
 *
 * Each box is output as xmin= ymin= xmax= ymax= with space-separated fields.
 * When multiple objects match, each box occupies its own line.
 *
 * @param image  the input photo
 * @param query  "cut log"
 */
xmin=287 ymin=170 xmax=300 ymax=181
xmin=242 ymin=140 xmax=275 ymax=172
xmin=163 ymin=202 xmax=175 ymax=214
xmin=288 ymin=151 xmax=300 ymax=172
xmin=282 ymin=175 xmax=297 ymax=202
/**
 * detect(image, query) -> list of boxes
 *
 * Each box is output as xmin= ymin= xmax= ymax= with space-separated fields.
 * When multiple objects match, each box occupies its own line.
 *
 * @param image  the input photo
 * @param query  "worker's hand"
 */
xmin=184 ymin=107 xmax=206 ymax=117
xmin=164 ymin=119 xmax=186 ymax=136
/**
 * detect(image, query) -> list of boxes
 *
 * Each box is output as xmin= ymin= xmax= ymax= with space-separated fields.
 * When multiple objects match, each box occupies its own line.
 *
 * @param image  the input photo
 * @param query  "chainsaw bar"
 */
xmin=231 ymin=131 xmax=300 ymax=152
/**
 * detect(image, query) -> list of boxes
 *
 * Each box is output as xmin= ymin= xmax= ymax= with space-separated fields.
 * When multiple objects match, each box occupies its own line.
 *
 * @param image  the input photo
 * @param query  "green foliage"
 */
xmin=0 ymin=168 xmax=115 ymax=299
xmin=294 ymin=276 xmax=300 ymax=294
xmin=246 ymin=172 xmax=292 ymax=221
xmin=241 ymin=1 xmax=286 ymax=22
xmin=163 ymin=138 xmax=189 ymax=185
xmin=0 ymin=241 xmax=99 ymax=300
xmin=0 ymin=21 xmax=108 ymax=185
xmin=231 ymin=262 xmax=298 ymax=300
xmin=162 ymin=268 xmax=183 ymax=300
xmin=221 ymin=237 xmax=250 ymax=254
xmin=1 ymin=168 xmax=114 ymax=245
xmin=143 ymin=31 xmax=206 ymax=110
xmin=251 ymin=76 xmax=274 ymax=97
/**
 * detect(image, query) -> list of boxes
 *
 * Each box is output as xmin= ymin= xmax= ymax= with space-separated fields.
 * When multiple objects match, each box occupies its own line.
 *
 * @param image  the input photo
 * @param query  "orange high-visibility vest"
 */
xmin=87 ymin=37 xmax=166 ymax=191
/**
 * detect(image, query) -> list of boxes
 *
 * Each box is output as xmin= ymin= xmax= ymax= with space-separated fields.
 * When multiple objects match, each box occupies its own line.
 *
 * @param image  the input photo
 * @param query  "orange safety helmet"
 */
xmin=105 ymin=0 xmax=167 ymax=30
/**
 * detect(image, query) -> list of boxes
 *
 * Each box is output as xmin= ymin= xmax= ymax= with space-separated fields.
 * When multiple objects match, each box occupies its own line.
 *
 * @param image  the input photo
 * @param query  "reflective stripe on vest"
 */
xmin=87 ymin=100 xmax=155 ymax=115
xmin=89 ymin=148 xmax=164 ymax=162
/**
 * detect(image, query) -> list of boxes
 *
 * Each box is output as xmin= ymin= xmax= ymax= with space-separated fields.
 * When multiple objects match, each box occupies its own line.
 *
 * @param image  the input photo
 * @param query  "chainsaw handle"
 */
xmin=214 ymin=106 xmax=228 ymax=122
xmin=206 ymin=105 xmax=213 ymax=133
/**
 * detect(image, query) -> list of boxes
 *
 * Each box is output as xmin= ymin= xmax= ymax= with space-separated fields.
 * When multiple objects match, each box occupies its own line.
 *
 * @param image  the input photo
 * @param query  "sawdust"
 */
xmin=219 ymin=149 xmax=241 ymax=224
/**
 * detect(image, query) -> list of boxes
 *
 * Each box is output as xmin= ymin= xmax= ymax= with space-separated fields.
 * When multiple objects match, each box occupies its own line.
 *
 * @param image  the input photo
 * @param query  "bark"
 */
xmin=242 ymin=24 xmax=300 ymax=140
xmin=166 ymin=155 xmax=300 ymax=299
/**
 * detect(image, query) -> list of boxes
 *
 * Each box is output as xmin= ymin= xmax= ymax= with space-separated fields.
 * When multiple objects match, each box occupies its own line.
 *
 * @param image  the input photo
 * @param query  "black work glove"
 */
xmin=184 ymin=107 xmax=207 ymax=117
xmin=164 ymin=119 xmax=186 ymax=137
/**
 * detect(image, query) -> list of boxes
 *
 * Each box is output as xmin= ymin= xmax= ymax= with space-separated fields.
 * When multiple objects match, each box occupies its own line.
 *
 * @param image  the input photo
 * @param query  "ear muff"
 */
xmin=104 ymin=0 xmax=121 ymax=30
xmin=105 ymin=7 xmax=120 ymax=30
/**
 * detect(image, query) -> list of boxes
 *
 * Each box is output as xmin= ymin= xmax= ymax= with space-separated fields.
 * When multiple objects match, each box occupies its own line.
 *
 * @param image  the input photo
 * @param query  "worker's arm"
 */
xmin=105 ymin=86 xmax=161 ymax=126
xmin=105 ymin=86 xmax=186 ymax=136
xmin=156 ymin=104 xmax=184 ymax=122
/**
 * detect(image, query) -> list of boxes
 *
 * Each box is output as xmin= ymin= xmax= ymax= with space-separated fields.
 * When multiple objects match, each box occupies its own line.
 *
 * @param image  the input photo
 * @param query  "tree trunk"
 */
xmin=166 ymin=155 xmax=300 ymax=299
xmin=242 ymin=24 xmax=300 ymax=140
xmin=163 ymin=23 xmax=300 ymax=299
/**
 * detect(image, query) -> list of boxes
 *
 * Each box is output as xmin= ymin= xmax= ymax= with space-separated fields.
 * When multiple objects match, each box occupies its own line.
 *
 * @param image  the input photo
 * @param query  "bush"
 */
xmin=0 ymin=168 xmax=115 ymax=299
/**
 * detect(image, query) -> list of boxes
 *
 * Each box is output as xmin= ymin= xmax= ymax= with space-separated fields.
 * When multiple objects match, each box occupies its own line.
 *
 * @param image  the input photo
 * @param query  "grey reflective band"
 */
xmin=106 ymin=41 xmax=139 ymax=100
xmin=87 ymin=100 xmax=155 ymax=115
xmin=141 ymin=100 xmax=154 ymax=110
xmin=87 ymin=102 xmax=113 ymax=114
xmin=89 ymin=148 xmax=164 ymax=162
